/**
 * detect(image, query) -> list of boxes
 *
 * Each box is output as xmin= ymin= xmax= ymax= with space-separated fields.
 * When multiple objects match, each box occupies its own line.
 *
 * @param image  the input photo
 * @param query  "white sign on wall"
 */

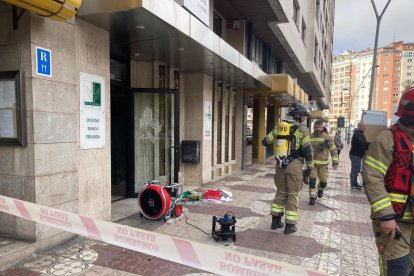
xmin=80 ymin=72 xmax=105 ymax=149
xmin=204 ymin=101 xmax=212 ymax=140
xmin=183 ymin=0 xmax=209 ymax=26
xmin=308 ymin=100 xmax=316 ymax=109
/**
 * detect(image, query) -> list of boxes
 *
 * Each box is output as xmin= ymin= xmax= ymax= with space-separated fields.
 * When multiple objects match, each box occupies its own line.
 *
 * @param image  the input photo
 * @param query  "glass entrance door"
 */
xmin=133 ymin=90 xmax=179 ymax=194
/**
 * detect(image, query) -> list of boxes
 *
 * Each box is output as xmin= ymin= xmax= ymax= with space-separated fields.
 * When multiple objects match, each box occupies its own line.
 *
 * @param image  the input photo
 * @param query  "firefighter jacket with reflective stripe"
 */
xmin=363 ymin=121 xmax=414 ymax=221
xmin=383 ymin=125 xmax=413 ymax=218
xmin=266 ymin=124 xmax=313 ymax=168
xmin=310 ymin=132 xmax=339 ymax=166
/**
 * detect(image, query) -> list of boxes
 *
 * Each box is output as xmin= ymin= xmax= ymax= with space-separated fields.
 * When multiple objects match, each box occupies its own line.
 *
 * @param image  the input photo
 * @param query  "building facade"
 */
xmin=330 ymin=41 xmax=414 ymax=129
xmin=329 ymin=51 xmax=354 ymax=132
xmin=0 ymin=0 xmax=335 ymax=266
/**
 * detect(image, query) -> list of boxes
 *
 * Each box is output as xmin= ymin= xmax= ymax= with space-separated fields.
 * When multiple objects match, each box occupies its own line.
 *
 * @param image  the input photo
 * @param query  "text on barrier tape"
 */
xmin=0 ymin=195 xmax=327 ymax=276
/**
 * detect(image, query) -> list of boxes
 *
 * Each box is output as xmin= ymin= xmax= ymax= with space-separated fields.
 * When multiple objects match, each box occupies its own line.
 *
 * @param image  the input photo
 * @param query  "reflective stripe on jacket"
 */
xmin=383 ymin=125 xmax=413 ymax=218
xmin=363 ymin=121 xmax=414 ymax=221
xmin=310 ymin=132 xmax=338 ymax=166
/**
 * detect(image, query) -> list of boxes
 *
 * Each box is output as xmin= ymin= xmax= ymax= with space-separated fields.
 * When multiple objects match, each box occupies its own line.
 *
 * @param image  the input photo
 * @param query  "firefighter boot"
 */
xmin=271 ymin=215 xmax=284 ymax=230
xmin=309 ymin=178 xmax=317 ymax=205
xmin=284 ymin=224 xmax=297 ymax=234
xmin=318 ymin=182 xmax=327 ymax=198
xmin=317 ymin=190 xmax=324 ymax=198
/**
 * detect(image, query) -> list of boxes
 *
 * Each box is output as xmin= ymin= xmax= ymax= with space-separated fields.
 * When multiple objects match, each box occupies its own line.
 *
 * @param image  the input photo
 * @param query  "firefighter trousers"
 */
xmin=271 ymin=158 xmax=303 ymax=225
xmin=372 ymin=220 xmax=414 ymax=276
xmin=309 ymin=165 xmax=328 ymax=199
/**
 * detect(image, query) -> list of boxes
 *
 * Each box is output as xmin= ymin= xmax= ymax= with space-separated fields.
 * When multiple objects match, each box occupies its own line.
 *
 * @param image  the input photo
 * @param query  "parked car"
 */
xmin=246 ymin=127 xmax=253 ymax=145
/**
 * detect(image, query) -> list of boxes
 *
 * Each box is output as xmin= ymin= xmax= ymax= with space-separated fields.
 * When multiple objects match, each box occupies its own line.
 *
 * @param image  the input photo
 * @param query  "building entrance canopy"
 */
xmin=77 ymin=0 xmax=271 ymax=90
xmin=245 ymin=74 xmax=308 ymax=107
xmin=2 ymin=0 xmax=82 ymax=21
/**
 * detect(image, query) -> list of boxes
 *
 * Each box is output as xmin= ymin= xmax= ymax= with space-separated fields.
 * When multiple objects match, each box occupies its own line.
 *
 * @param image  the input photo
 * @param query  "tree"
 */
xmin=401 ymin=80 xmax=414 ymax=92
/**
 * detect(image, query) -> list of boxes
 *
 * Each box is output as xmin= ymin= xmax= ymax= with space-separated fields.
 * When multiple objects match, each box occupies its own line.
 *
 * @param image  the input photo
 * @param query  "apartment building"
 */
xmin=330 ymin=41 xmax=414 ymax=128
xmin=329 ymin=51 xmax=354 ymax=130
xmin=374 ymin=42 xmax=403 ymax=118
xmin=0 ymin=0 xmax=335 ymax=266
xmin=400 ymin=43 xmax=414 ymax=91
xmin=352 ymin=51 xmax=373 ymax=124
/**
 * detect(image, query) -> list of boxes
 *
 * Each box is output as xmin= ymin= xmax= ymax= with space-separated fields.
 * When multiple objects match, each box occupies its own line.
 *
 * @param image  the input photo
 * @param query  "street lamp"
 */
xmin=368 ymin=0 xmax=392 ymax=110
xmin=341 ymin=87 xmax=352 ymax=144
xmin=342 ymin=64 xmax=378 ymax=144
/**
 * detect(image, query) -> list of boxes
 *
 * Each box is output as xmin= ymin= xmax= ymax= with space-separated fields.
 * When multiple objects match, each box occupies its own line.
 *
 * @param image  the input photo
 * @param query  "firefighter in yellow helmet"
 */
xmin=363 ymin=87 xmax=414 ymax=275
xmin=262 ymin=103 xmax=313 ymax=234
xmin=308 ymin=121 xmax=338 ymax=205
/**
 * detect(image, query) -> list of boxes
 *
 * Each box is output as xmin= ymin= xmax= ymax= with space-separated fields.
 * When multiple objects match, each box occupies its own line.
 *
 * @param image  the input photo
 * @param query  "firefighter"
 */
xmin=308 ymin=121 xmax=339 ymax=205
xmin=262 ymin=103 xmax=313 ymax=234
xmin=363 ymin=87 xmax=414 ymax=275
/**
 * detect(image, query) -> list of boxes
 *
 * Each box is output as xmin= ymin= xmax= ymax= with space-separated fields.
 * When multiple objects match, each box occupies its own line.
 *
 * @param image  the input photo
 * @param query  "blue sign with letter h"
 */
xmin=36 ymin=47 xmax=52 ymax=77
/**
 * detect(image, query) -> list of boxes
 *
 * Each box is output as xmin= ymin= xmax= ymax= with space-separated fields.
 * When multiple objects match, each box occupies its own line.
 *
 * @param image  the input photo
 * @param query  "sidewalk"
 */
xmin=0 ymin=146 xmax=379 ymax=276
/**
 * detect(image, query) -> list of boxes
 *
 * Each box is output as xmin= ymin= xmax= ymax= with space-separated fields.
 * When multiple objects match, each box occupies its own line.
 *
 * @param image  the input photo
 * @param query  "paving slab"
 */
xmin=0 ymin=145 xmax=379 ymax=275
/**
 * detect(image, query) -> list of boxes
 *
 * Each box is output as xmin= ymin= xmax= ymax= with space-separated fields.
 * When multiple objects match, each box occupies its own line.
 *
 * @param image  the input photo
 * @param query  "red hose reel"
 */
xmin=138 ymin=181 xmax=183 ymax=221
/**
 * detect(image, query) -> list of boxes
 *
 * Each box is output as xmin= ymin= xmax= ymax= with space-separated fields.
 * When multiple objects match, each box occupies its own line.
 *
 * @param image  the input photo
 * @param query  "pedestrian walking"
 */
xmin=308 ymin=121 xmax=339 ymax=205
xmin=262 ymin=103 xmax=313 ymax=234
xmin=363 ymin=88 xmax=414 ymax=275
xmin=334 ymin=129 xmax=344 ymax=156
xmin=349 ymin=121 xmax=369 ymax=190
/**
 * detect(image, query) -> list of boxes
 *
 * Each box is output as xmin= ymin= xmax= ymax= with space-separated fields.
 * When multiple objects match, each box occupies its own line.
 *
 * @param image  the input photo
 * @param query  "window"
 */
xmin=293 ymin=1 xmax=300 ymax=28
xmin=382 ymin=100 xmax=387 ymax=104
xmin=384 ymin=67 xmax=389 ymax=71
xmin=395 ymin=67 xmax=400 ymax=70
xmin=393 ymin=100 xmax=398 ymax=104
xmin=408 ymin=72 xmax=412 ymax=77
xmin=393 ymin=87 xmax=399 ymax=91
xmin=314 ymin=36 xmax=318 ymax=65
xmin=301 ymin=18 xmax=306 ymax=43
xmin=384 ymin=53 xmax=390 ymax=57
xmin=408 ymin=59 xmax=413 ymax=62
xmin=384 ymin=60 xmax=390 ymax=64
xmin=407 ymin=66 xmax=412 ymax=70
xmin=0 ymin=71 xmax=26 ymax=145
xmin=315 ymin=0 xmax=320 ymax=25
xmin=213 ymin=12 xmax=223 ymax=37
xmin=383 ymin=87 xmax=389 ymax=91
xmin=383 ymin=81 xmax=389 ymax=84
xmin=395 ymin=59 xmax=401 ymax=63
xmin=395 ymin=73 xmax=400 ymax=77
xmin=383 ymin=74 xmax=389 ymax=77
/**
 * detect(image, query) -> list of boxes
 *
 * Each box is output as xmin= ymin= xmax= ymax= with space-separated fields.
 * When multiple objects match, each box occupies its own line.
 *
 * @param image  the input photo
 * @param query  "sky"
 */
xmin=333 ymin=0 xmax=413 ymax=55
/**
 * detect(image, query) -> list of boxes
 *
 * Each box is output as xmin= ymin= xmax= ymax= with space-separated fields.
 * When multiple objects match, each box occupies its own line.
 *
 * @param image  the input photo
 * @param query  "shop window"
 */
xmin=0 ymin=71 xmax=26 ymax=146
xmin=158 ymin=65 xmax=166 ymax=88
xmin=174 ymin=71 xmax=180 ymax=89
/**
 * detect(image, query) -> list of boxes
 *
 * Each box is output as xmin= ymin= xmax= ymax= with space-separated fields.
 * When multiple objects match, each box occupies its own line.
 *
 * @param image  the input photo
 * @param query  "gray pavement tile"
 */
xmin=1 ymin=146 xmax=381 ymax=276
xmin=0 ymin=267 xmax=40 ymax=276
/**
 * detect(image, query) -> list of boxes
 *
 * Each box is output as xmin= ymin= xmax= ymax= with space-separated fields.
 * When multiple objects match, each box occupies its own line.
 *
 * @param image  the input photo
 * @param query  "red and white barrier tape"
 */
xmin=0 ymin=195 xmax=326 ymax=276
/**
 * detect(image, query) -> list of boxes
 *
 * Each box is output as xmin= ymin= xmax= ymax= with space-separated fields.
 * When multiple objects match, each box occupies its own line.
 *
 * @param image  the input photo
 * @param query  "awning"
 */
xmin=246 ymin=74 xmax=308 ymax=107
xmin=77 ymin=0 xmax=271 ymax=90
xmin=310 ymin=110 xmax=328 ymax=122
xmin=1 ymin=0 xmax=82 ymax=22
